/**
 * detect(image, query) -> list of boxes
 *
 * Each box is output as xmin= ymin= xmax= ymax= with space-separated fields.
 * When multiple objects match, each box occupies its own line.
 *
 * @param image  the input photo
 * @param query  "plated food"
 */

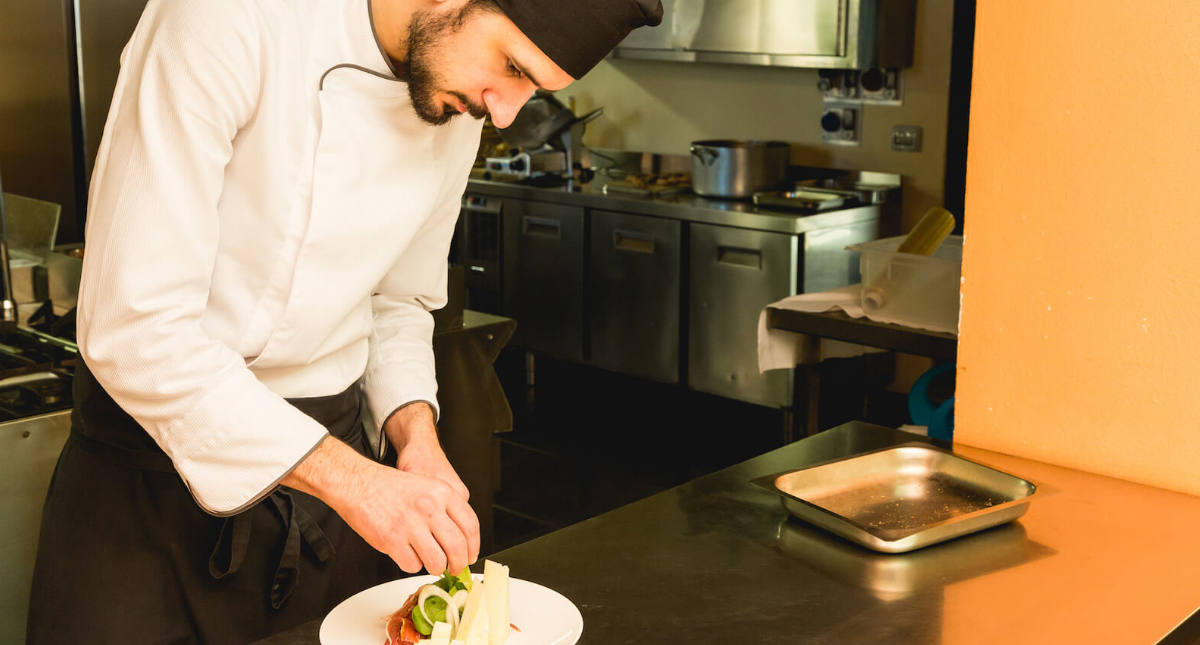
xmin=320 ymin=566 xmax=581 ymax=645
xmin=384 ymin=560 xmax=513 ymax=645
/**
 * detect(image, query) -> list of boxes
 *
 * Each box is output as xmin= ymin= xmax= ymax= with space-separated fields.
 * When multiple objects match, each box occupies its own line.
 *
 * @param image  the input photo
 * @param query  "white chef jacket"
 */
xmin=78 ymin=0 xmax=483 ymax=515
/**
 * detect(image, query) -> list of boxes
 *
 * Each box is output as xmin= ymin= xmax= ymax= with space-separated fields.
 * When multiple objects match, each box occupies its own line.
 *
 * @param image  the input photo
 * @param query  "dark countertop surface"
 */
xmin=254 ymin=421 xmax=1200 ymax=645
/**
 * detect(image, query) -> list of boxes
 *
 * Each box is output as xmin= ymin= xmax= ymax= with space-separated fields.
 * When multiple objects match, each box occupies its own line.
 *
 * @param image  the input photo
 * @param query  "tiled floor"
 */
xmin=489 ymin=349 xmax=789 ymax=551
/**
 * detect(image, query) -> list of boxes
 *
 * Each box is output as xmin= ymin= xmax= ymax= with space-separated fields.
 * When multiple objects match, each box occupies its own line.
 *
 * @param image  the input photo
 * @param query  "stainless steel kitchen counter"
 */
xmin=465 ymin=178 xmax=886 ymax=235
xmin=483 ymin=421 xmax=1200 ymax=644
xmin=256 ymin=420 xmax=1200 ymax=644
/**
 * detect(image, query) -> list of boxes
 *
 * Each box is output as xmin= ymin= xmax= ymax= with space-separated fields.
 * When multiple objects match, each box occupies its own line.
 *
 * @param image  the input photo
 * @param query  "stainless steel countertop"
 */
xmin=484 ymin=421 xmax=1200 ymax=645
xmin=465 ymin=178 xmax=885 ymax=235
xmin=252 ymin=420 xmax=1200 ymax=645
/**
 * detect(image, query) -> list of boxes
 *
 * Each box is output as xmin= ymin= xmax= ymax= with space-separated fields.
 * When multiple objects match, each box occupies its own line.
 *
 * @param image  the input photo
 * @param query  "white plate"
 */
xmin=320 ymin=574 xmax=583 ymax=645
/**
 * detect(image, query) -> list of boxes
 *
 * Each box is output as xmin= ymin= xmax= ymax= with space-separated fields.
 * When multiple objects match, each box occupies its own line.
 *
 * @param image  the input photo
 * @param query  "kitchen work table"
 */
xmin=765 ymin=305 xmax=959 ymax=439
xmin=253 ymin=422 xmax=1200 ymax=645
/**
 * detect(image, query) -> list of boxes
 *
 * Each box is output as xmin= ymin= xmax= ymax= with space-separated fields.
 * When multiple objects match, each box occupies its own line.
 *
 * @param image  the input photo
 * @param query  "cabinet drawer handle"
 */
xmin=613 ymin=230 xmax=655 ymax=254
xmin=522 ymin=216 xmax=561 ymax=238
xmin=717 ymin=246 xmax=762 ymax=269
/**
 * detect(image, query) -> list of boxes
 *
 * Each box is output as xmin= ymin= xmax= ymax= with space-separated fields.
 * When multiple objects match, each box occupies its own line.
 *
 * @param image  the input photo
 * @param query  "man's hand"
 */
xmin=385 ymin=403 xmax=471 ymax=502
xmin=282 ymin=437 xmax=480 ymax=575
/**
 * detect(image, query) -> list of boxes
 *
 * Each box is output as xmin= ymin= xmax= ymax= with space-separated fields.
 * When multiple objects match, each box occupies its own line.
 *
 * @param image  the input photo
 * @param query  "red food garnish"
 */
xmin=383 ymin=591 xmax=422 ymax=645
xmin=511 ymin=623 xmax=521 ymax=632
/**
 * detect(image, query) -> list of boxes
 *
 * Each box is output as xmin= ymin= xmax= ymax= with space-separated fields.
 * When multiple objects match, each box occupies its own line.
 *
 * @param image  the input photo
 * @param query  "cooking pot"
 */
xmin=689 ymin=140 xmax=790 ymax=199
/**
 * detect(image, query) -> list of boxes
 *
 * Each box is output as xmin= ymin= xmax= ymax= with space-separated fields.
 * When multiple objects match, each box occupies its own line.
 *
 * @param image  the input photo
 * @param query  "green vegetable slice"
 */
xmin=435 ymin=567 xmax=472 ymax=594
xmin=423 ymin=596 xmax=448 ymax=625
xmin=411 ymin=601 xmax=434 ymax=636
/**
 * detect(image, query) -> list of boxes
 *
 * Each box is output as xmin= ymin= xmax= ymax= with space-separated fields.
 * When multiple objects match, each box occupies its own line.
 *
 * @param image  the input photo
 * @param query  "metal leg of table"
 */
xmin=786 ymin=356 xmax=878 ymax=442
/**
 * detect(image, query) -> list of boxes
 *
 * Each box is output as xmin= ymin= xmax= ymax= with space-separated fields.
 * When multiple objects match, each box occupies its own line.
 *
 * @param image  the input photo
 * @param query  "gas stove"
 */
xmin=0 ymin=302 xmax=77 ymax=421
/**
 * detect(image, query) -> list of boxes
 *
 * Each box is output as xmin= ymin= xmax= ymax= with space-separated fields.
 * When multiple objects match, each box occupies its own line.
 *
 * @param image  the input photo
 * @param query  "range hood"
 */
xmin=612 ymin=0 xmax=917 ymax=70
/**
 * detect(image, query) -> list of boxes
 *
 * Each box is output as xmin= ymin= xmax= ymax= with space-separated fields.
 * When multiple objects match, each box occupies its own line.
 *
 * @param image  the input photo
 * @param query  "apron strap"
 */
xmin=207 ymin=489 xmax=337 ymax=610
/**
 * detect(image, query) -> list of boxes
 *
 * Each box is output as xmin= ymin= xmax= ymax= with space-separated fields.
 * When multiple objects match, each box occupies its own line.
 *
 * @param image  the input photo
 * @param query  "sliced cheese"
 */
xmin=466 ymin=620 xmax=489 ymax=645
xmin=454 ymin=580 xmax=487 ymax=643
xmin=432 ymin=622 xmax=452 ymax=641
xmin=483 ymin=560 xmax=510 ymax=645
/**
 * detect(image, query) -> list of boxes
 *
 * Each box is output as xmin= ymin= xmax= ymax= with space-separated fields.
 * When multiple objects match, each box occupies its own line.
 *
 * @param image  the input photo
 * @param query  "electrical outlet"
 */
xmin=859 ymin=67 xmax=903 ymax=105
xmin=818 ymin=69 xmax=860 ymax=101
xmin=891 ymin=125 xmax=922 ymax=152
xmin=821 ymin=104 xmax=861 ymax=146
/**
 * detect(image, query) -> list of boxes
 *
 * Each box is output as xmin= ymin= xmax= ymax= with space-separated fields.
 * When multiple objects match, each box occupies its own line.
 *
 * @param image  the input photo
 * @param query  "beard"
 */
xmin=405 ymin=8 xmax=490 ymax=126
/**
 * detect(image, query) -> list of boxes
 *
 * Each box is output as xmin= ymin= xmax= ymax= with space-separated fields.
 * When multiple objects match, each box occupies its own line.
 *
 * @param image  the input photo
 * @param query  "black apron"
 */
xmin=25 ymin=361 xmax=400 ymax=644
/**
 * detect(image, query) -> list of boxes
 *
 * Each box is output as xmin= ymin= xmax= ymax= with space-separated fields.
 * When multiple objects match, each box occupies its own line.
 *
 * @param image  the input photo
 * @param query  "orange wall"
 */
xmin=956 ymin=0 xmax=1200 ymax=496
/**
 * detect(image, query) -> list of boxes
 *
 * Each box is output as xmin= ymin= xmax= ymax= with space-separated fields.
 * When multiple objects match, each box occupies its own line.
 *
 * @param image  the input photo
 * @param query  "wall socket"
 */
xmin=821 ymin=103 xmax=861 ymax=146
xmin=859 ymin=68 xmax=904 ymax=105
xmin=818 ymin=70 xmax=860 ymax=101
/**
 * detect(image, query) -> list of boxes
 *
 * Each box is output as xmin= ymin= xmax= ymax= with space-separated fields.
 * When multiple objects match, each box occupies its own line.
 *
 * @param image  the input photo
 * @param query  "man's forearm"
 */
xmin=280 ymin=428 xmax=480 ymax=574
xmin=285 ymin=400 xmax=439 ymax=507
xmin=281 ymin=435 xmax=375 ymax=509
xmin=384 ymin=400 xmax=439 ymax=453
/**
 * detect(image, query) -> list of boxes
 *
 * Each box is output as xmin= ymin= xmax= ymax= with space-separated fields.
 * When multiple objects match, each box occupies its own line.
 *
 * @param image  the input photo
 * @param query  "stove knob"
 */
xmin=861 ymin=68 xmax=885 ymax=93
xmin=821 ymin=111 xmax=843 ymax=133
xmin=510 ymin=158 xmax=526 ymax=172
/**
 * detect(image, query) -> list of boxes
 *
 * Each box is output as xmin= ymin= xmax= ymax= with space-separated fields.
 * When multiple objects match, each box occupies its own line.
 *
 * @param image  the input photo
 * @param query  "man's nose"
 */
xmin=484 ymin=87 xmax=536 ymax=130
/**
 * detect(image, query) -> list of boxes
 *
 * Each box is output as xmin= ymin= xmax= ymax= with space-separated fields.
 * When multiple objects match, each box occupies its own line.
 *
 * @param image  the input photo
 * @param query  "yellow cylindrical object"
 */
xmin=898 ymin=207 xmax=957 ymax=256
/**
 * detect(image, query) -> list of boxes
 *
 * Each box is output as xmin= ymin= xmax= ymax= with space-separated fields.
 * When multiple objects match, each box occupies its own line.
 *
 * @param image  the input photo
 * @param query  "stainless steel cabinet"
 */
xmin=589 ymin=211 xmax=681 ymax=383
xmin=502 ymin=200 xmax=586 ymax=362
xmin=689 ymin=224 xmax=796 ymax=407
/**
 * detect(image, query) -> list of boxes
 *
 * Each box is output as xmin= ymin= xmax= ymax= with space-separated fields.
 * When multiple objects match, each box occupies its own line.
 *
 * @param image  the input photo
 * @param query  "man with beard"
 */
xmin=24 ymin=0 xmax=662 ymax=642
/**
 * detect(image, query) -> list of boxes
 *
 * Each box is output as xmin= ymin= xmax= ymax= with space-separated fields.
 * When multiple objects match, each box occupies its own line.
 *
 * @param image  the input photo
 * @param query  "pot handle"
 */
xmin=690 ymin=146 xmax=718 ymax=167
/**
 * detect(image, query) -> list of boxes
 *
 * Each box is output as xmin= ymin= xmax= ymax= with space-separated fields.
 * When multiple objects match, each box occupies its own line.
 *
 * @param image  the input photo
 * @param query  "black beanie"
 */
xmin=495 ymin=0 xmax=664 ymax=79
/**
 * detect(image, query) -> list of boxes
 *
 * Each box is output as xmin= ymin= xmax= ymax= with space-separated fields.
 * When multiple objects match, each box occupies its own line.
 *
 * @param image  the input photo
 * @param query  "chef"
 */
xmin=25 ymin=0 xmax=662 ymax=642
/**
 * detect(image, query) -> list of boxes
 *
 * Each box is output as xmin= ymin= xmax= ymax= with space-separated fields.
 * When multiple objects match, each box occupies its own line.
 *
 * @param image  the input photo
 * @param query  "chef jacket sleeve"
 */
xmin=361 ymin=136 xmax=479 ymax=453
xmin=76 ymin=0 xmax=330 ymax=516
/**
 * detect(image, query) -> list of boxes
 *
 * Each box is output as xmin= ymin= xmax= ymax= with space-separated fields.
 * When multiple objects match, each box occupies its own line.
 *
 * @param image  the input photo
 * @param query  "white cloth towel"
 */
xmin=757 ymin=284 xmax=958 ymax=372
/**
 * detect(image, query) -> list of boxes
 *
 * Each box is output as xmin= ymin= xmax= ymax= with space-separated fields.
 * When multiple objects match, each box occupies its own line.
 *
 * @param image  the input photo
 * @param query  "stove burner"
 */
xmin=0 ymin=305 xmax=77 ymax=421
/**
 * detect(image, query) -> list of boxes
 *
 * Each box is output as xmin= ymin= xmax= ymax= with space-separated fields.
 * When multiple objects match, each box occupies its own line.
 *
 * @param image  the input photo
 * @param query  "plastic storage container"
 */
xmin=846 ymin=235 xmax=963 ymax=332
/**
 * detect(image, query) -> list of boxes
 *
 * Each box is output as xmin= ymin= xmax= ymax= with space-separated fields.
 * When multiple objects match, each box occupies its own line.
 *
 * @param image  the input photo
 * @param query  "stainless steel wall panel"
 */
xmin=76 ymin=0 xmax=147 ymax=178
xmin=0 ymin=0 xmax=81 ymax=240
xmin=589 ymin=210 xmax=681 ymax=383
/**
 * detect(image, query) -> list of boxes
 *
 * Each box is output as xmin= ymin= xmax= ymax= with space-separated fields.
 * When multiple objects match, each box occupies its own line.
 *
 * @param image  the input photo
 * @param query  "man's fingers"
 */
xmin=452 ymin=479 xmax=470 ymax=501
xmin=411 ymin=530 xmax=448 ymax=576
xmin=446 ymin=496 xmax=481 ymax=565
xmin=390 ymin=543 xmax=423 ymax=574
xmin=430 ymin=514 xmax=470 ymax=574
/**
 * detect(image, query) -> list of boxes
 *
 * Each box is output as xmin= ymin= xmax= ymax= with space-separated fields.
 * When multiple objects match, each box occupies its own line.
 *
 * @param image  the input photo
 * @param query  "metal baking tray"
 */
xmin=601 ymin=182 xmax=690 ymax=198
xmin=752 ymin=189 xmax=848 ymax=212
xmin=753 ymin=443 xmax=1038 ymax=553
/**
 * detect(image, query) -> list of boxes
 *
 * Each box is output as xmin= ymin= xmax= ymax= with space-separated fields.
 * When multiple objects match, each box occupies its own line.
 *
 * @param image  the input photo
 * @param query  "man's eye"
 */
xmin=507 ymin=60 xmax=525 ymax=78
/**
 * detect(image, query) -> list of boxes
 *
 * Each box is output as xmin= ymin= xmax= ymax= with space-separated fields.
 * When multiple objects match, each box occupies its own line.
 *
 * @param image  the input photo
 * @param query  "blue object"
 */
xmin=908 ymin=363 xmax=955 ymax=441
xmin=928 ymin=397 xmax=955 ymax=441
